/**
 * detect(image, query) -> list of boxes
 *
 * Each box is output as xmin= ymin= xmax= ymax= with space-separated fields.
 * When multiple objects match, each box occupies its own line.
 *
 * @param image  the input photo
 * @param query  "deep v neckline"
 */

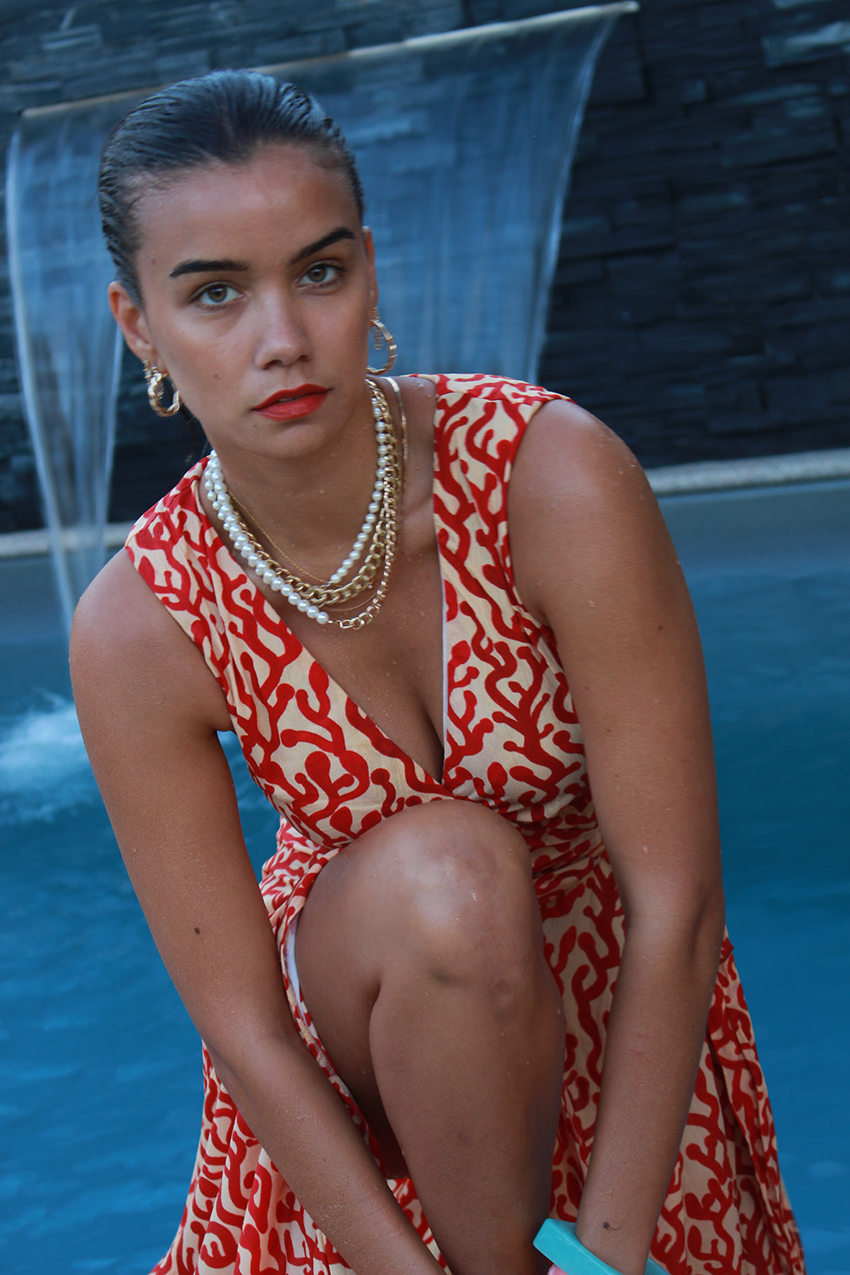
xmin=194 ymin=436 xmax=449 ymax=791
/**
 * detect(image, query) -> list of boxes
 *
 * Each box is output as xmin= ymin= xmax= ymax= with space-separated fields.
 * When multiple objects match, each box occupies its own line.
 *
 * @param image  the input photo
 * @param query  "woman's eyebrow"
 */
xmin=168 ymin=228 xmax=355 ymax=280
xmin=169 ymin=258 xmax=249 ymax=279
xmin=289 ymin=226 xmax=356 ymax=264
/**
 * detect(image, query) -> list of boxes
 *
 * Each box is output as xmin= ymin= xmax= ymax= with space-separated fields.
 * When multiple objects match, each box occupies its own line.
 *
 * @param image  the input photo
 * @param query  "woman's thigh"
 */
xmin=294 ymin=798 xmax=545 ymax=1174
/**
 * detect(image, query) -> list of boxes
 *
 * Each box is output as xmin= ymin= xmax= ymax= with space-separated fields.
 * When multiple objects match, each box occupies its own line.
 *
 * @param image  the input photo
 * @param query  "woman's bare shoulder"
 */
xmin=72 ymin=547 xmax=188 ymax=675
xmin=74 ymin=546 xmax=172 ymax=639
xmin=515 ymin=396 xmax=648 ymax=505
xmin=508 ymin=396 xmax=679 ymax=627
xmin=511 ymin=397 xmax=662 ymax=544
xmin=71 ymin=548 xmax=230 ymax=732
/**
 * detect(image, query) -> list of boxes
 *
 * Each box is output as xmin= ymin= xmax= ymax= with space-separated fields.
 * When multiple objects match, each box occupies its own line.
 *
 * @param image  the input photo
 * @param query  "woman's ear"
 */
xmin=108 ymin=281 xmax=157 ymax=365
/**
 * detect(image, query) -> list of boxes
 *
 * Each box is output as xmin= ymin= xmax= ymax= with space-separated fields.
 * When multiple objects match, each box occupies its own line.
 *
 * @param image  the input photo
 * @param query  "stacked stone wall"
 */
xmin=0 ymin=0 xmax=846 ymax=529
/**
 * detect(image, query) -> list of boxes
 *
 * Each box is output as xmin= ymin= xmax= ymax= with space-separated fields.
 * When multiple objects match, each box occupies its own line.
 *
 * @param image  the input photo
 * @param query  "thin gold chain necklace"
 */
xmin=228 ymin=491 xmax=326 ymax=584
xmin=232 ymin=375 xmax=408 ymax=586
xmin=204 ymin=379 xmax=404 ymax=629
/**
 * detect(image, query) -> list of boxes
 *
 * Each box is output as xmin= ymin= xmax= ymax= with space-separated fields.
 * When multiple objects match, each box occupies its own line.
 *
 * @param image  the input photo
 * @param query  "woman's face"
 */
xmin=109 ymin=143 xmax=377 ymax=463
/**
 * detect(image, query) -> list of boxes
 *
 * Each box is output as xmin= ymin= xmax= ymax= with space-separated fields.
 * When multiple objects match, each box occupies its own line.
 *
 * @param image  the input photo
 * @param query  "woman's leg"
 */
xmin=296 ymin=800 xmax=564 ymax=1275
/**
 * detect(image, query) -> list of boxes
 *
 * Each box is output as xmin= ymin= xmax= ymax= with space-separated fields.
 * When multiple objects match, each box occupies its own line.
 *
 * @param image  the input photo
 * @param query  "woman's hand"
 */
xmin=509 ymin=401 xmax=725 ymax=1275
xmin=70 ymin=551 xmax=442 ymax=1275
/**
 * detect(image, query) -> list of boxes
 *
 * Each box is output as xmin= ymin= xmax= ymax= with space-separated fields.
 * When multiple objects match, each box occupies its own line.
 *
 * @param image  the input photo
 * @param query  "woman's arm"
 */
xmin=71 ymin=551 xmax=442 ymax=1275
xmin=509 ymin=402 xmax=726 ymax=1275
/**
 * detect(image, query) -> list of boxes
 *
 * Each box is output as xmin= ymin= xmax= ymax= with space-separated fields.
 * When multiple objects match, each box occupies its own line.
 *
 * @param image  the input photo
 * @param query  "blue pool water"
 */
xmin=1 ymin=480 xmax=848 ymax=1273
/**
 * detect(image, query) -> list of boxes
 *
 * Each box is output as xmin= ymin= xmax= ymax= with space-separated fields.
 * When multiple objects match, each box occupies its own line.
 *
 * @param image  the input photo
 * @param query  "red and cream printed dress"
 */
xmin=126 ymin=374 xmax=805 ymax=1275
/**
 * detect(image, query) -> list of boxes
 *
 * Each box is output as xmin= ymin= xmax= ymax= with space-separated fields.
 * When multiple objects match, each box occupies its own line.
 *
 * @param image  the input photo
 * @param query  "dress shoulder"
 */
xmin=422 ymin=372 xmax=570 ymax=494
xmin=422 ymin=371 xmax=569 ymax=412
xmin=122 ymin=461 xmax=231 ymax=684
xmin=424 ymin=375 xmax=569 ymax=624
xmin=124 ymin=462 xmax=206 ymax=561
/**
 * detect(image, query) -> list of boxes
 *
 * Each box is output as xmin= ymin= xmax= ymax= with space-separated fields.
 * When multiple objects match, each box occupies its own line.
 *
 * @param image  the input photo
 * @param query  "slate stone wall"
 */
xmin=534 ymin=0 xmax=850 ymax=466
xmin=0 ymin=0 xmax=847 ymax=530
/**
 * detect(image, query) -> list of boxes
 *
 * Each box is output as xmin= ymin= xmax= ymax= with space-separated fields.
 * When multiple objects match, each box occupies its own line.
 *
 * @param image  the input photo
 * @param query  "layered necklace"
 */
xmin=204 ymin=378 xmax=404 ymax=630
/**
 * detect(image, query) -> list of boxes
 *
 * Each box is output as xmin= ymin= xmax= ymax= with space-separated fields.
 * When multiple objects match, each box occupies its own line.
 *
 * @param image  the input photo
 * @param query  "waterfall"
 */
xmin=271 ymin=6 xmax=634 ymax=379
xmin=6 ymin=4 xmax=636 ymax=631
xmin=7 ymin=98 xmax=126 ymax=636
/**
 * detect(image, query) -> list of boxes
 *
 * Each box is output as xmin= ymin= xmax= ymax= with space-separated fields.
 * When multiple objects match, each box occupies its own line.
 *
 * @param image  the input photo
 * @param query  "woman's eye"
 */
xmin=301 ymin=262 xmax=341 ymax=286
xmin=196 ymin=282 xmax=240 ymax=307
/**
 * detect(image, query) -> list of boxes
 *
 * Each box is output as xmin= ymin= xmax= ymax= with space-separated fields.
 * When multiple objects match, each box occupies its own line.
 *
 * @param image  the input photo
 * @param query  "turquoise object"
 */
xmin=534 ymin=1219 xmax=669 ymax=1275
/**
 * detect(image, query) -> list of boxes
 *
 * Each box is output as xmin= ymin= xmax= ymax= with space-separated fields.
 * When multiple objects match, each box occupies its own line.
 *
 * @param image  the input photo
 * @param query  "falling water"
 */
xmin=7 ymin=4 xmax=636 ymax=629
xmin=7 ymin=98 xmax=126 ymax=636
xmin=267 ymin=6 xmax=635 ymax=377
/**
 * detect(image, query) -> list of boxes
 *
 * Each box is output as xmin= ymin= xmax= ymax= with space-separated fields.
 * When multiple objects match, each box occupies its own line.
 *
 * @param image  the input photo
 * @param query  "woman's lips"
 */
xmin=252 ymin=388 xmax=328 ymax=420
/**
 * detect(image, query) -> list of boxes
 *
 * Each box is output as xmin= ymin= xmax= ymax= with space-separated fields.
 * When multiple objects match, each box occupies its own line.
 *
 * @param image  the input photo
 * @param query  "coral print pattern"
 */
xmin=125 ymin=374 xmax=805 ymax=1275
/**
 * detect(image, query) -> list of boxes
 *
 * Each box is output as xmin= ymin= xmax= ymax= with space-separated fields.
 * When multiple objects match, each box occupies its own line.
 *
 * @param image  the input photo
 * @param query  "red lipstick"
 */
xmin=252 ymin=384 xmax=329 ymax=421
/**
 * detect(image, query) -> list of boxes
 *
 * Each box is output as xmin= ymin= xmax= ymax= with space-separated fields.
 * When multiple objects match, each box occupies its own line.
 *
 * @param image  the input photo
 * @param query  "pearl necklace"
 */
xmin=204 ymin=379 xmax=402 ymax=629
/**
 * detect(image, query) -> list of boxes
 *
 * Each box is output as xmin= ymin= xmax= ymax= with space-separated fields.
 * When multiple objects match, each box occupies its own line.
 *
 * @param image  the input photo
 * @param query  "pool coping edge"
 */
xmin=2 ymin=444 xmax=849 ymax=559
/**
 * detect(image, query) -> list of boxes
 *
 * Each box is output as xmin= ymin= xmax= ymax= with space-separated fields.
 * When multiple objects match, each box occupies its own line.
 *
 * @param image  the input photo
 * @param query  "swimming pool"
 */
xmin=1 ymin=480 xmax=848 ymax=1274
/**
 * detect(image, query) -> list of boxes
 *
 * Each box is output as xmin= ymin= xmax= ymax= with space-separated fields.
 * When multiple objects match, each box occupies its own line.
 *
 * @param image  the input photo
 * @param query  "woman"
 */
xmin=71 ymin=71 xmax=805 ymax=1275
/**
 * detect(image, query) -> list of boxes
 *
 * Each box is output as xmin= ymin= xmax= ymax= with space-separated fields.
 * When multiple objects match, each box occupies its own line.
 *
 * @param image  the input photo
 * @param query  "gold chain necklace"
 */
xmin=232 ymin=376 xmax=408 ymax=590
xmin=204 ymin=379 xmax=404 ymax=629
xmin=228 ymin=492 xmax=326 ymax=584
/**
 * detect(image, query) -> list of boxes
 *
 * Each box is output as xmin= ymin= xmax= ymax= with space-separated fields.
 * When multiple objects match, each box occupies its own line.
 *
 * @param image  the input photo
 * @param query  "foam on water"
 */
xmin=0 ymin=696 xmax=96 ymax=822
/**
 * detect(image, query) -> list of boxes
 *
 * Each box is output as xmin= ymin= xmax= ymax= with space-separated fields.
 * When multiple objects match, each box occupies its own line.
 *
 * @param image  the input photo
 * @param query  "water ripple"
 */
xmin=0 ymin=697 xmax=97 ymax=823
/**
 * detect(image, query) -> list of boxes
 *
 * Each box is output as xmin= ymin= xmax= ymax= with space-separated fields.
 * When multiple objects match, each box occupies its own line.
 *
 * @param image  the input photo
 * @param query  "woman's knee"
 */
xmin=353 ymin=801 xmax=542 ymax=999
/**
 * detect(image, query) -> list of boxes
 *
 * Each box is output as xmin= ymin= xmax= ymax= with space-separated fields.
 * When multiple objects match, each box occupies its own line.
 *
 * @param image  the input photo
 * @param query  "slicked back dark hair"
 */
xmin=98 ymin=69 xmax=364 ymax=303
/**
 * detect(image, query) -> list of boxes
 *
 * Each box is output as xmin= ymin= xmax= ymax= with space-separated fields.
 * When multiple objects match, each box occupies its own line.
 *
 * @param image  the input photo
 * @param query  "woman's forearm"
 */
xmin=210 ymin=1032 xmax=442 ymax=1275
xmin=575 ymin=894 xmax=725 ymax=1275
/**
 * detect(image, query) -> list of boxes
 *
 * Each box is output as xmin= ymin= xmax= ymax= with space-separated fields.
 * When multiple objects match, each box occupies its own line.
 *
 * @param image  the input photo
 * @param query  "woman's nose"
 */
xmin=252 ymin=288 xmax=311 ymax=367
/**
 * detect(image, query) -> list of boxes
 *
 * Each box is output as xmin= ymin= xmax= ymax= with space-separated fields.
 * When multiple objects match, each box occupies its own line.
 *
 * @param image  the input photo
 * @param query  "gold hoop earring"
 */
xmin=144 ymin=360 xmax=182 ymax=417
xmin=367 ymin=310 xmax=397 ymax=376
